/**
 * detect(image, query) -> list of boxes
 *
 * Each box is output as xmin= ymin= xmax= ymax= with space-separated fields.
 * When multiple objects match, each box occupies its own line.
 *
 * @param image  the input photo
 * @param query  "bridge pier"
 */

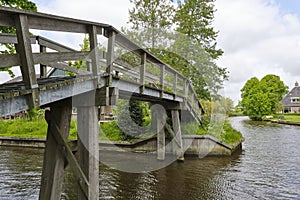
xmin=77 ymin=106 xmax=99 ymax=200
xmin=39 ymin=99 xmax=72 ymax=200
xmin=171 ymin=110 xmax=184 ymax=161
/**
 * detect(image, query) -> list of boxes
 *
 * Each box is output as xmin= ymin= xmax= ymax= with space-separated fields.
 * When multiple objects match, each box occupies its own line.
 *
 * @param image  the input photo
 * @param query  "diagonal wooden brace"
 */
xmin=50 ymin=122 xmax=90 ymax=199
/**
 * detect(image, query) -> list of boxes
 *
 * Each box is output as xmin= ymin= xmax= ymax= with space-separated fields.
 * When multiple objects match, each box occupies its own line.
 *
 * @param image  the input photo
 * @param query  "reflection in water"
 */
xmin=0 ymin=116 xmax=300 ymax=199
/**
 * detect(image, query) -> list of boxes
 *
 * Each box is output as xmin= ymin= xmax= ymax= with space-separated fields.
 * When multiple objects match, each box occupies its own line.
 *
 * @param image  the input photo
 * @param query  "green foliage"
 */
xmin=221 ymin=121 xmax=243 ymax=145
xmin=124 ymin=0 xmax=228 ymax=100
xmin=0 ymin=0 xmax=37 ymax=77
xmin=175 ymin=0 xmax=223 ymax=59
xmin=240 ymin=75 xmax=288 ymax=121
xmin=99 ymin=121 xmax=124 ymax=141
xmin=0 ymin=118 xmax=47 ymax=138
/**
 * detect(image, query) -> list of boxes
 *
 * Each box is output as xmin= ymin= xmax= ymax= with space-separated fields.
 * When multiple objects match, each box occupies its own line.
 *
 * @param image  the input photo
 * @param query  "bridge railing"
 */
xmin=0 ymin=6 xmax=203 ymax=122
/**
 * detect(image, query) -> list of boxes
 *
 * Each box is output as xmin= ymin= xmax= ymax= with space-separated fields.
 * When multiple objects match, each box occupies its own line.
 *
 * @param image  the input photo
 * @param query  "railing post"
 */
xmin=140 ymin=52 xmax=146 ymax=93
xmin=184 ymin=79 xmax=188 ymax=99
xmin=14 ymin=14 xmax=39 ymax=108
xmin=39 ymin=45 xmax=47 ymax=78
xmin=106 ymin=31 xmax=115 ymax=87
xmin=173 ymin=73 xmax=177 ymax=98
xmin=88 ymin=25 xmax=100 ymax=78
xmin=160 ymin=64 xmax=165 ymax=98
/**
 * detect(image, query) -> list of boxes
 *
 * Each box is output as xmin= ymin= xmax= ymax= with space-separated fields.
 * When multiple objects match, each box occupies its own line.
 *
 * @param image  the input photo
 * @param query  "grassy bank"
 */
xmin=271 ymin=114 xmax=300 ymax=123
xmin=181 ymin=118 xmax=243 ymax=146
xmin=0 ymin=117 xmax=243 ymax=146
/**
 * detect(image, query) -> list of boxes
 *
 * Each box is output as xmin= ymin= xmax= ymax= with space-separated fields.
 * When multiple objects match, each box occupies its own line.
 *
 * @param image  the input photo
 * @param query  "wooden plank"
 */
xmin=43 ymin=62 xmax=89 ymax=75
xmin=14 ymin=14 xmax=39 ymax=108
xmin=0 ymin=13 xmax=14 ymax=27
xmin=0 ymin=33 xmax=36 ymax=44
xmin=39 ymin=99 xmax=72 ymax=200
xmin=37 ymin=36 xmax=76 ymax=52
xmin=34 ymin=51 xmax=90 ymax=64
xmin=0 ymin=54 xmax=20 ymax=68
xmin=77 ymin=105 xmax=99 ymax=200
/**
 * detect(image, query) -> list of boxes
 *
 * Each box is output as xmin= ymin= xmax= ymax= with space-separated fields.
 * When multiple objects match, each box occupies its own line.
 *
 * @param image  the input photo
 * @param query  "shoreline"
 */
xmin=0 ymin=135 xmax=243 ymax=157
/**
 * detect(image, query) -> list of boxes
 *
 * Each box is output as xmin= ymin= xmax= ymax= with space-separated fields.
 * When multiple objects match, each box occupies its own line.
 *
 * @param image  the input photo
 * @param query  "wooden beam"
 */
xmin=14 ymin=14 xmax=39 ymax=108
xmin=0 ymin=33 xmax=36 ymax=44
xmin=77 ymin=105 xmax=99 ymax=199
xmin=156 ymin=108 xmax=165 ymax=160
xmin=160 ymin=65 xmax=165 ymax=98
xmin=34 ymin=51 xmax=90 ymax=64
xmin=171 ymin=110 xmax=184 ymax=161
xmin=39 ymin=99 xmax=72 ymax=200
xmin=37 ymin=36 xmax=76 ymax=52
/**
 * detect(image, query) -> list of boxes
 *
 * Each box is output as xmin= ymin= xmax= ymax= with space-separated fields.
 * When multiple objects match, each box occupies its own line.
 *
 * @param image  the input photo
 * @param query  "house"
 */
xmin=281 ymin=81 xmax=300 ymax=113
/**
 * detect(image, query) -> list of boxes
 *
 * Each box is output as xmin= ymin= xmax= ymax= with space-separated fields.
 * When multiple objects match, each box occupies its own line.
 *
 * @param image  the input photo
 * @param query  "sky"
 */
xmin=2 ymin=0 xmax=300 ymax=105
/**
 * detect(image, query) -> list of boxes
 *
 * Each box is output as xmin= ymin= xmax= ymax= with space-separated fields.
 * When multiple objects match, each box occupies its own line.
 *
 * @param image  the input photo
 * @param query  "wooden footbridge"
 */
xmin=0 ymin=7 xmax=204 ymax=199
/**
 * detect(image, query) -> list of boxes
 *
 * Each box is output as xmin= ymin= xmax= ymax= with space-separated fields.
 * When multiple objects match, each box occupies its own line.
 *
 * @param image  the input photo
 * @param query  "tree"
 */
xmin=174 ymin=0 xmax=223 ymax=59
xmin=240 ymin=75 xmax=288 ymax=120
xmin=125 ymin=0 xmax=174 ymax=48
xmin=0 ymin=0 xmax=37 ymax=77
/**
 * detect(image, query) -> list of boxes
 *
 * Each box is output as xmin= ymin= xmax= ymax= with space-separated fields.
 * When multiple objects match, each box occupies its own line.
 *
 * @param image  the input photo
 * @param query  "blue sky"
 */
xmin=275 ymin=0 xmax=300 ymax=15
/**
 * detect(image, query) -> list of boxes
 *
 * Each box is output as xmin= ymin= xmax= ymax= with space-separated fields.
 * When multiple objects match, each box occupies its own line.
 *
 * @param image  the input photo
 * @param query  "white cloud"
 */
xmin=214 ymin=0 xmax=300 ymax=104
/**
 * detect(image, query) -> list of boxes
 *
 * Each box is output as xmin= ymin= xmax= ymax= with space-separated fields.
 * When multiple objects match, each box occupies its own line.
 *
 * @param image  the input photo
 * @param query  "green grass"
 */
xmin=0 ymin=118 xmax=48 ymax=138
xmin=272 ymin=114 xmax=300 ymax=123
xmin=180 ymin=119 xmax=243 ymax=146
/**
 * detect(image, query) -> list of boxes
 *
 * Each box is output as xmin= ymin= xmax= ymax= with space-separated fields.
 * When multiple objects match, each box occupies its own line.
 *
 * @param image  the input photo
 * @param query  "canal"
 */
xmin=0 ymin=116 xmax=299 ymax=199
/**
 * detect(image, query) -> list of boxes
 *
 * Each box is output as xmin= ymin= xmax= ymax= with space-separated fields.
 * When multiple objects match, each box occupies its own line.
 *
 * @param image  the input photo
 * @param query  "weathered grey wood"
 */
xmin=40 ymin=45 xmax=47 ymax=78
xmin=0 ymin=33 xmax=36 ymax=44
xmin=160 ymin=65 xmax=165 ymax=98
xmin=39 ymin=99 xmax=72 ymax=200
xmin=37 ymin=36 xmax=76 ymax=52
xmin=88 ymin=25 xmax=100 ymax=77
xmin=34 ymin=51 xmax=90 ymax=64
xmin=77 ymin=105 xmax=99 ymax=200
xmin=51 ymin=122 xmax=89 ymax=198
xmin=140 ymin=53 xmax=146 ymax=93
xmin=0 ymin=51 xmax=89 ymax=68
xmin=44 ymin=61 xmax=89 ymax=75
xmin=173 ymin=73 xmax=178 ymax=97
xmin=106 ymin=31 xmax=115 ymax=86
xmin=156 ymin=108 xmax=165 ymax=160
xmin=0 ymin=53 xmax=20 ymax=68
xmin=14 ymin=14 xmax=39 ymax=108
xmin=171 ymin=110 xmax=184 ymax=161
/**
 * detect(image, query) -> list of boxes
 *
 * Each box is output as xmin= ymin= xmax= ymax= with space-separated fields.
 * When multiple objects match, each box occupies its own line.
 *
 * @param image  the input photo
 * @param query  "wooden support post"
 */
xmin=106 ymin=31 xmax=115 ymax=87
xmin=77 ymin=105 xmax=99 ymax=200
xmin=40 ymin=45 xmax=47 ymax=78
xmin=184 ymin=79 xmax=188 ymax=99
xmin=156 ymin=108 xmax=165 ymax=160
xmin=140 ymin=53 xmax=146 ymax=93
xmin=39 ymin=99 xmax=72 ymax=200
xmin=15 ymin=14 xmax=39 ymax=108
xmin=171 ymin=110 xmax=184 ymax=161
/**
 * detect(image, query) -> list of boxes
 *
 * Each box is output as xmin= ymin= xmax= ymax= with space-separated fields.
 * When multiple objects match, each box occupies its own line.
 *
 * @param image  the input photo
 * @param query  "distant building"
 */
xmin=280 ymin=81 xmax=300 ymax=113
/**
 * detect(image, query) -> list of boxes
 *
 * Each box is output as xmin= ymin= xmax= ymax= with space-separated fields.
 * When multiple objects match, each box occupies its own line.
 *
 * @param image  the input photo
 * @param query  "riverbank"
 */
xmin=266 ymin=114 xmax=300 ymax=126
xmin=0 ymin=134 xmax=243 ymax=156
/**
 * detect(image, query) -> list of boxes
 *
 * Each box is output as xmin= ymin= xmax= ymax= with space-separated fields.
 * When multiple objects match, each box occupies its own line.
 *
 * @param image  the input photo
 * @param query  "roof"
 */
xmin=280 ymin=86 xmax=300 ymax=107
